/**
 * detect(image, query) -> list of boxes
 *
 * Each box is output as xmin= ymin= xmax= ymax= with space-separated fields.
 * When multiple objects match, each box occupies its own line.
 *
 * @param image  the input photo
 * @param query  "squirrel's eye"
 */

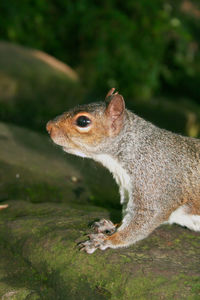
xmin=76 ymin=116 xmax=91 ymax=127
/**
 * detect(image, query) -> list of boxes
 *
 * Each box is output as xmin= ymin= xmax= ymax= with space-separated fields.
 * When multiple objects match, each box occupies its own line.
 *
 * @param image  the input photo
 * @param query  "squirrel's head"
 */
xmin=46 ymin=88 xmax=125 ymax=157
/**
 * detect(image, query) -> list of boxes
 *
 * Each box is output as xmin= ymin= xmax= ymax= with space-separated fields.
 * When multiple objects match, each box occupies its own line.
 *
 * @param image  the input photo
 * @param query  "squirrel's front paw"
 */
xmin=79 ymin=233 xmax=108 ymax=254
xmin=91 ymin=219 xmax=116 ymax=234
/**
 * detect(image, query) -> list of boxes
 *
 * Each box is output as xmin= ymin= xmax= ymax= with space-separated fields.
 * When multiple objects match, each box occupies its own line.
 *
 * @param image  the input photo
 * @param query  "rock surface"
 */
xmin=0 ymin=122 xmax=199 ymax=299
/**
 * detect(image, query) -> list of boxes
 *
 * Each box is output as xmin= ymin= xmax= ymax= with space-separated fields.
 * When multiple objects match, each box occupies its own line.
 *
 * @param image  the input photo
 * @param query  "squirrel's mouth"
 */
xmin=48 ymin=127 xmax=88 ymax=158
xmin=50 ymin=133 xmax=67 ymax=147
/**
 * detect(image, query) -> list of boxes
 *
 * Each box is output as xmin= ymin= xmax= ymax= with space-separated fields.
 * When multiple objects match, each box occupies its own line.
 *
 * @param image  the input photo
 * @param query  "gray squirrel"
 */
xmin=46 ymin=88 xmax=200 ymax=254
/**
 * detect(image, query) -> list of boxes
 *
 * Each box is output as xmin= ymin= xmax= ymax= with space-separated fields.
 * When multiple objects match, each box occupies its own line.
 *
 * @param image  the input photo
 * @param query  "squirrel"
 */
xmin=46 ymin=88 xmax=200 ymax=254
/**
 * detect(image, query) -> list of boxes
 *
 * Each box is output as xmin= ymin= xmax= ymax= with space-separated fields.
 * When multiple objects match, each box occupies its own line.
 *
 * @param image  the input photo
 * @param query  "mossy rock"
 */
xmin=0 ymin=41 xmax=83 ymax=131
xmin=0 ymin=122 xmax=199 ymax=299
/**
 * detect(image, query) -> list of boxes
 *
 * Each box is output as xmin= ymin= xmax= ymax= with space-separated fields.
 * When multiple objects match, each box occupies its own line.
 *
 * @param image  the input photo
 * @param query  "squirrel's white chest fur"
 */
xmin=93 ymin=154 xmax=200 ymax=232
xmin=93 ymin=154 xmax=131 ymax=204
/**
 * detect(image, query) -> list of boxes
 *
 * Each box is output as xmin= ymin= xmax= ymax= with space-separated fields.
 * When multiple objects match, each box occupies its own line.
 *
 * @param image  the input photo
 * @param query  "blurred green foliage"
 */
xmin=0 ymin=0 xmax=200 ymax=102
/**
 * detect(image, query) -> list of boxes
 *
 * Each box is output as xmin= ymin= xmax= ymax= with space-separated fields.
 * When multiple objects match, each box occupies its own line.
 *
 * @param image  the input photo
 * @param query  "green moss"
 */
xmin=1 ymin=201 xmax=200 ymax=299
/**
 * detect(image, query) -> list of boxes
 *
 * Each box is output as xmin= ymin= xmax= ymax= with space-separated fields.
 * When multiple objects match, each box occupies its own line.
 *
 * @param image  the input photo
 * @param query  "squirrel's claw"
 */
xmin=91 ymin=218 xmax=116 ymax=235
xmin=78 ymin=233 xmax=108 ymax=254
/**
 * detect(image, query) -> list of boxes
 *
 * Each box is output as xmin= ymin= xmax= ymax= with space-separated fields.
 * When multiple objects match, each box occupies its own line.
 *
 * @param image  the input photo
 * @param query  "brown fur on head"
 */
xmin=46 ymin=88 xmax=125 ymax=157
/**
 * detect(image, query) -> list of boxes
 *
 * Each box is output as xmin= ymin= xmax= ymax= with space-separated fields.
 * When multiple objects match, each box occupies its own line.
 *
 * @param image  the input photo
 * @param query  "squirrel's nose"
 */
xmin=46 ymin=121 xmax=53 ymax=134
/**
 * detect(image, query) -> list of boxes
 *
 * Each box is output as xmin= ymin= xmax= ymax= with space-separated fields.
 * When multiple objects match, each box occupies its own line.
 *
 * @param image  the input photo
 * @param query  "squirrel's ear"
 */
xmin=105 ymin=92 xmax=125 ymax=136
